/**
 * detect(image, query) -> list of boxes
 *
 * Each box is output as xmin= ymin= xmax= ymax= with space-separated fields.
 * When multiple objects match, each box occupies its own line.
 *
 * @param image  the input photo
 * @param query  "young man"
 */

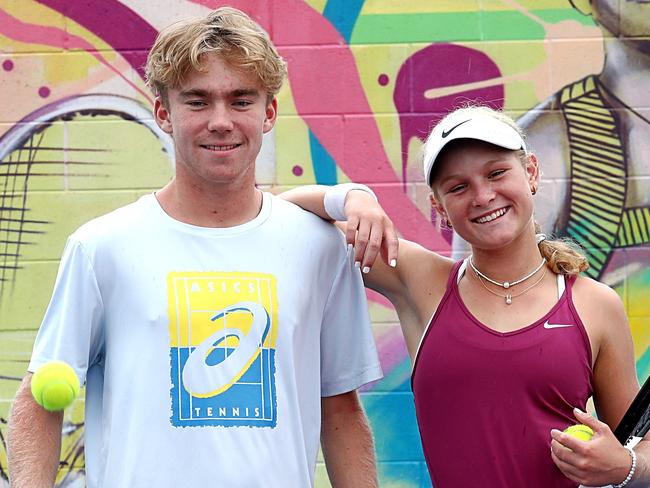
xmin=7 ymin=8 xmax=382 ymax=488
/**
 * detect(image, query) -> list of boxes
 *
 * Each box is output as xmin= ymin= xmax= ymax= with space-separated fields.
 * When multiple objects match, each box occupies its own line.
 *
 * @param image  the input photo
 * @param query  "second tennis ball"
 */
xmin=31 ymin=360 xmax=80 ymax=411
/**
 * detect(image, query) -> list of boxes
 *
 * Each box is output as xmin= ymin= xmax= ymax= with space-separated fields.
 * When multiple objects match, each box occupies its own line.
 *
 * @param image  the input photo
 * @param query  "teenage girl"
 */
xmin=282 ymin=105 xmax=649 ymax=487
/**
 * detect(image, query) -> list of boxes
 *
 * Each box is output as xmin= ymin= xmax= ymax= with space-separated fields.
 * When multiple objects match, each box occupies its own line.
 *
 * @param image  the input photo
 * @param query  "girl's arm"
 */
xmin=550 ymin=278 xmax=649 ymax=487
xmin=279 ymin=185 xmax=401 ymax=289
xmin=280 ymin=184 xmax=454 ymax=355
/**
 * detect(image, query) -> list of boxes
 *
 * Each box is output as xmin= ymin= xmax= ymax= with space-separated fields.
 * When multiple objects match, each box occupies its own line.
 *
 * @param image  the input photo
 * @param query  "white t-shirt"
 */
xmin=29 ymin=192 xmax=382 ymax=488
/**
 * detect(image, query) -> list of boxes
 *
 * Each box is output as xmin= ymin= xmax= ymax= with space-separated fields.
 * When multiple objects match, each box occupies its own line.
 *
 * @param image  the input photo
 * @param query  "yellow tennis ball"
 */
xmin=31 ymin=361 xmax=80 ymax=411
xmin=564 ymin=424 xmax=594 ymax=441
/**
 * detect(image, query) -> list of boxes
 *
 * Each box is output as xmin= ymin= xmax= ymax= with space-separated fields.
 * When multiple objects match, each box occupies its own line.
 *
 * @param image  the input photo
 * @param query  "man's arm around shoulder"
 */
xmin=8 ymin=374 xmax=63 ymax=488
xmin=321 ymin=390 xmax=378 ymax=488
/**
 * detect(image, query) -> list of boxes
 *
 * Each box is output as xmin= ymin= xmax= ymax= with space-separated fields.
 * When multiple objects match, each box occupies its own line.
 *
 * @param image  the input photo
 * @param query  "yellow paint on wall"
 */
xmin=275 ymin=115 xmax=318 ymax=186
xmin=46 ymin=51 xmax=111 ymax=85
xmin=481 ymin=0 xmax=576 ymax=11
xmin=630 ymin=317 xmax=650 ymax=362
xmin=363 ymin=0 xmax=577 ymax=15
xmin=363 ymin=0 xmax=480 ymax=14
xmin=276 ymin=76 xmax=298 ymax=116
xmin=303 ymin=0 xmax=327 ymax=14
xmin=372 ymin=114 xmax=403 ymax=178
xmin=351 ymin=44 xmax=407 ymax=115
xmin=350 ymin=43 xmax=406 ymax=174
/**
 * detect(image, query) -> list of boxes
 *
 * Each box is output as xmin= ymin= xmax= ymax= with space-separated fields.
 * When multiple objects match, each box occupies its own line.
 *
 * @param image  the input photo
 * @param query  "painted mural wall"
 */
xmin=0 ymin=1 xmax=648 ymax=486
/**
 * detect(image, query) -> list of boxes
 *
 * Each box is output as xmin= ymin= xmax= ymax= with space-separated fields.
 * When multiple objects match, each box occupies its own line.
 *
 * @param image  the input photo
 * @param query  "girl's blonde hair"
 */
xmin=537 ymin=230 xmax=589 ymax=276
xmin=145 ymin=7 xmax=287 ymax=106
xmin=436 ymin=105 xmax=589 ymax=276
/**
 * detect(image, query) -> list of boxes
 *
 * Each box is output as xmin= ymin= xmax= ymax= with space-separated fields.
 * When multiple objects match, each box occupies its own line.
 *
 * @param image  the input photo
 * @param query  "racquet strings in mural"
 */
xmin=0 ymin=116 xmax=118 ymax=297
xmin=0 ymin=129 xmax=51 ymax=293
xmin=0 ymin=94 xmax=173 ymax=301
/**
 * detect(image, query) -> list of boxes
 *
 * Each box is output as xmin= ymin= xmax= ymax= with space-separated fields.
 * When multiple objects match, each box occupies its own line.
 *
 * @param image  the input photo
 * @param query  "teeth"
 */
xmin=204 ymin=144 xmax=238 ymax=151
xmin=475 ymin=208 xmax=507 ymax=223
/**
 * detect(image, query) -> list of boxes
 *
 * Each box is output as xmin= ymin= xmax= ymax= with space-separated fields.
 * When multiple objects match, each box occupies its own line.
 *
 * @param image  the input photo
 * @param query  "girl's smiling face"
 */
xmin=430 ymin=139 xmax=539 ymax=251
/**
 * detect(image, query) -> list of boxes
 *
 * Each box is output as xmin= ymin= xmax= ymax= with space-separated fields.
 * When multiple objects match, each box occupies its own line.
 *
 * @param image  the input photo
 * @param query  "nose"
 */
xmin=472 ymin=183 xmax=495 ymax=207
xmin=207 ymin=105 xmax=233 ymax=133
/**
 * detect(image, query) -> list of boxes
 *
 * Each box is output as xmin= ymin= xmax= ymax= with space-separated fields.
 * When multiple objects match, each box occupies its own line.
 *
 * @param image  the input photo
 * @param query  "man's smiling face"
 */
xmin=154 ymin=53 xmax=277 ymax=188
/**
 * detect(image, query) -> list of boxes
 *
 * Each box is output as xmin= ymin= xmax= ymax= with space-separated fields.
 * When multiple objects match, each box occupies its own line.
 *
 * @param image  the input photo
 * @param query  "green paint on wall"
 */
xmin=351 ymin=9 xmax=593 ymax=44
xmin=351 ymin=12 xmax=482 ymax=44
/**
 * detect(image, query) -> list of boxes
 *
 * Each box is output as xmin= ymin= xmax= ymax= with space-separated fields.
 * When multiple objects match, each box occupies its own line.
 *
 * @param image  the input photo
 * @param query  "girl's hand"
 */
xmin=551 ymin=408 xmax=633 ymax=486
xmin=343 ymin=190 xmax=398 ymax=273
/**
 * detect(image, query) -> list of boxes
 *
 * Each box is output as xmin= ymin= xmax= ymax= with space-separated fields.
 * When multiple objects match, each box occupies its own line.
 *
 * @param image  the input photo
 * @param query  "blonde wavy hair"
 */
xmin=145 ymin=7 xmax=287 ymax=106
xmin=431 ymin=105 xmax=589 ymax=276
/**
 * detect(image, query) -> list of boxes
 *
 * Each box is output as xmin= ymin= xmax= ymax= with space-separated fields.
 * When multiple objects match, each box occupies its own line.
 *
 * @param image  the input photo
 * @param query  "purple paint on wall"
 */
xmin=35 ymin=0 xmax=158 ymax=80
xmin=393 ymin=44 xmax=504 ymax=243
xmin=394 ymin=44 xmax=504 ymax=181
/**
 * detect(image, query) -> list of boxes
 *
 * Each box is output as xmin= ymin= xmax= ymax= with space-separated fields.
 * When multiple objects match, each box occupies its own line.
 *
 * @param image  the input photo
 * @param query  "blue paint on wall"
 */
xmin=307 ymin=0 xmax=365 ymax=184
xmin=362 ymin=386 xmax=432 ymax=487
xmin=323 ymin=0 xmax=364 ymax=43
xmin=308 ymin=132 xmax=338 ymax=185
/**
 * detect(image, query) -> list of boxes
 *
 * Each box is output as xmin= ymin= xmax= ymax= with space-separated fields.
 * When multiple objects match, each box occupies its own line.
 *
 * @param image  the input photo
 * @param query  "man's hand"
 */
xmin=344 ymin=190 xmax=398 ymax=274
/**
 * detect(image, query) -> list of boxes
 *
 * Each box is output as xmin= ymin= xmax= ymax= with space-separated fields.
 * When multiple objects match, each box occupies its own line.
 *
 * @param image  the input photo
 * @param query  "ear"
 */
xmin=525 ymin=153 xmax=540 ymax=189
xmin=263 ymin=98 xmax=278 ymax=134
xmin=429 ymin=191 xmax=448 ymax=221
xmin=154 ymin=97 xmax=173 ymax=135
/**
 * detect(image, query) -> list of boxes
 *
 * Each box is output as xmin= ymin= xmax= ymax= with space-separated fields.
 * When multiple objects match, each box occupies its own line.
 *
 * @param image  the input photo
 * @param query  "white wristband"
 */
xmin=613 ymin=446 xmax=637 ymax=488
xmin=323 ymin=183 xmax=377 ymax=221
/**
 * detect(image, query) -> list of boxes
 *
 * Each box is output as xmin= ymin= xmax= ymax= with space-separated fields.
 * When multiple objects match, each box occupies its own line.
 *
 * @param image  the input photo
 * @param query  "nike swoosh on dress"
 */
xmin=543 ymin=321 xmax=573 ymax=329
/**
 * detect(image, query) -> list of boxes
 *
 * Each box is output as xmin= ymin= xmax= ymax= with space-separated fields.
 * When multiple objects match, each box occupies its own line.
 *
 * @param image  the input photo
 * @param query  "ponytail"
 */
xmin=535 ymin=222 xmax=588 ymax=275
xmin=538 ymin=238 xmax=589 ymax=275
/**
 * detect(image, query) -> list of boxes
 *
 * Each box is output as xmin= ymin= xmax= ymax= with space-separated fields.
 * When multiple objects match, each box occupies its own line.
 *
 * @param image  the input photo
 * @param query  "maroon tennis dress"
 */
xmin=412 ymin=260 xmax=593 ymax=487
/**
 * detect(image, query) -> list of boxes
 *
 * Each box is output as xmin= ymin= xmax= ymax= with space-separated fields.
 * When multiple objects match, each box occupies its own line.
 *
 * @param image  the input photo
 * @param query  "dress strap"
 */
xmin=457 ymin=258 xmax=469 ymax=284
xmin=556 ymin=273 xmax=565 ymax=299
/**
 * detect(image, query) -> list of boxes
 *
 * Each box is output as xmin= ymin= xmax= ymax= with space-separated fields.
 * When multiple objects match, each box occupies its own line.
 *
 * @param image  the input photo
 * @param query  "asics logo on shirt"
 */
xmin=543 ymin=321 xmax=573 ymax=329
xmin=182 ymin=301 xmax=270 ymax=396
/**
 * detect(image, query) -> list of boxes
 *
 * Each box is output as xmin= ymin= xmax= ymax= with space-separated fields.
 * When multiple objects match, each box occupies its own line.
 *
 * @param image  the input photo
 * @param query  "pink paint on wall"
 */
xmin=0 ymin=7 xmax=150 ymax=100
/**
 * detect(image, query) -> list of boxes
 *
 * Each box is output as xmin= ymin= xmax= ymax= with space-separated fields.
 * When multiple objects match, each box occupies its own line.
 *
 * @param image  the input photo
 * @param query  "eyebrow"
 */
xmin=178 ymin=88 xmax=261 ymax=99
xmin=232 ymin=88 xmax=261 ymax=98
xmin=178 ymin=88 xmax=208 ymax=99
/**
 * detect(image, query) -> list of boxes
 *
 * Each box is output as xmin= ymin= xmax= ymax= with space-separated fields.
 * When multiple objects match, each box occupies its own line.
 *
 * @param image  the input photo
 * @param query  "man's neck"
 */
xmin=155 ymin=177 xmax=263 ymax=228
xmin=599 ymin=37 xmax=650 ymax=110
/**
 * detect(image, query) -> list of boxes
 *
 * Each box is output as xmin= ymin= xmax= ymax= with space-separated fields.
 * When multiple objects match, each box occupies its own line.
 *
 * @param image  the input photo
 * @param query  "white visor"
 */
xmin=423 ymin=112 xmax=526 ymax=185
